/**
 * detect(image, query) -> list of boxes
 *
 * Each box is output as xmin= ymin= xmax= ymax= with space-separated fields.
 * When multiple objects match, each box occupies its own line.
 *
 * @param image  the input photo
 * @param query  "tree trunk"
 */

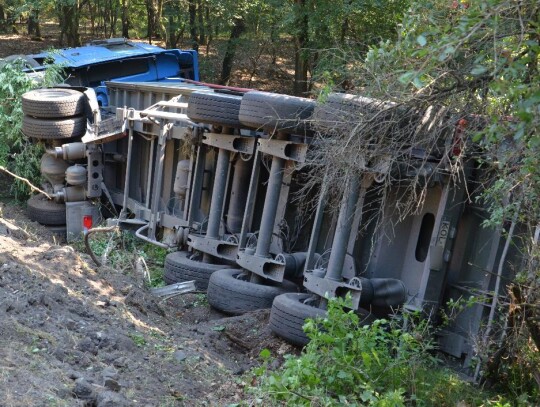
xmin=27 ymin=9 xmax=41 ymax=38
xmin=189 ymin=0 xmax=198 ymax=51
xmin=58 ymin=2 xmax=81 ymax=47
xmin=293 ymin=0 xmax=309 ymax=96
xmin=270 ymin=23 xmax=279 ymax=65
xmin=110 ymin=0 xmax=119 ymax=38
xmin=88 ymin=1 xmax=96 ymax=37
xmin=219 ymin=17 xmax=246 ymax=85
xmin=146 ymin=0 xmax=159 ymax=43
xmin=0 ymin=6 xmax=5 ymax=33
xmin=121 ymin=0 xmax=130 ymax=38
xmin=205 ymin=6 xmax=212 ymax=56
xmin=198 ymin=0 xmax=205 ymax=46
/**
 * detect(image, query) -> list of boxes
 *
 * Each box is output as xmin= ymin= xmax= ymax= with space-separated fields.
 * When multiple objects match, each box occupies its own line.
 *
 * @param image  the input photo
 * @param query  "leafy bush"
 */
xmin=250 ymin=297 xmax=508 ymax=406
xmin=0 ymin=59 xmax=63 ymax=200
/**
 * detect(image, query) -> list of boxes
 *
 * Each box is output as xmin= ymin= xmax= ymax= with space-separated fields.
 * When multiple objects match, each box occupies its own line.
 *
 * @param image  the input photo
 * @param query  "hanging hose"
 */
xmin=84 ymin=226 xmax=119 ymax=267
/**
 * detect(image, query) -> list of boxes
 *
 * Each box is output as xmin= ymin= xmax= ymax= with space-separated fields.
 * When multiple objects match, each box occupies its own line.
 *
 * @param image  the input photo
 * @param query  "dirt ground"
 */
xmin=0 ymin=196 xmax=298 ymax=406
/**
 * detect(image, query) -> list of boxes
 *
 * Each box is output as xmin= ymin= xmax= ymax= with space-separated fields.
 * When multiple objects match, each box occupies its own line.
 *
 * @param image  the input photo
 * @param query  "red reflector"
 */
xmin=83 ymin=215 xmax=93 ymax=229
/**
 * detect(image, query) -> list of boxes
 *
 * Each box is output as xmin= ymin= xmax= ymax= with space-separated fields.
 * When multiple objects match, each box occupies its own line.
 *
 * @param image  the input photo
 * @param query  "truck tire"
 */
xmin=239 ymin=91 xmax=315 ymax=134
xmin=187 ymin=91 xmax=243 ymax=128
xmin=2 ymin=55 xmax=40 ymax=68
xmin=270 ymin=293 xmax=376 ymax=346
xmin=269 ymin=293 xmax=327 ymax=346
xmin=22 ymin=88 xmax=85 ymax=118
xmin=207 ymin=268 xmax=298 ymax=315
xmin=311 ymin=93 xmax=380 ymax=135
xmin=163 ymin=251 xmax=232 ymax=291
xmin=27 ymin=194 xmax=66 ymax=226
xmin=311 ymin=93 xmax=416 ymax=136
xmin=22 ymin=115 xmax=86 ymax=140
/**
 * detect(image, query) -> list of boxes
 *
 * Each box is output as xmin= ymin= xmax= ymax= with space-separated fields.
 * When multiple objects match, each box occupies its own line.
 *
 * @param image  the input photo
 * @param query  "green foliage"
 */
xmin=0 ymin=60 xmax=41 ymax=200
xmin=250 ymin=297 xmax=499 ymax=406
xmin=0 ymin=61 xmax=34 ymax=159
xmin=129 ymin=333 xmax=147 ymax=348
xmin=78 ymin=229 xmax=168 ymax=287
xmin=0 ymin=58 xmax=64 ymax=200
xmin=359 ymin=0 xmax=540 ymax=225
xmin=309 ymin=0 xmax=409 ymax=88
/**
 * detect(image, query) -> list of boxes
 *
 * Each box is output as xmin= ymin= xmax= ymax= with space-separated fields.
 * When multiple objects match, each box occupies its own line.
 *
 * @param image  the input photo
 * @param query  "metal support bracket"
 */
xmin=86 ymin=146 xmax=103 ymax=198
xmin=257 ymin=139 xmax=307 ymax=163
xmin=160 ymin=213 xmax=190 ymax=229
xmin=188 ymin=234 xmax=239 ymax=261
xmin=236 ymin=250 xmax=285 ymax=282
xmin=303 ymin=271 xmax=362 ymax=310
xmin=203 ymin=133 xmax=256 ymax=154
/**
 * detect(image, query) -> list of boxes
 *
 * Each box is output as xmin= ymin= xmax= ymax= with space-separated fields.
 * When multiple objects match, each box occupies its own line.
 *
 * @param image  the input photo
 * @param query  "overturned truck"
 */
xmin=21 ymin=80 xmax=519 ymax=374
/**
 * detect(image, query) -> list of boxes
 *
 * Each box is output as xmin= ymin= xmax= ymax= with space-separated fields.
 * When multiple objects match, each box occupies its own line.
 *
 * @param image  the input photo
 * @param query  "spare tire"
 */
xmin=27 ymin=194 xmax=66 ymax=226
xmin=22 ymin=115 xmax=86 ymax=140
xmin=22 ymin=88 xmax=85 ymax=118
xmin=187 ymin=91 xmax=243 ymax=128
xmin=239 ymin=91 xmax=315 ymax=135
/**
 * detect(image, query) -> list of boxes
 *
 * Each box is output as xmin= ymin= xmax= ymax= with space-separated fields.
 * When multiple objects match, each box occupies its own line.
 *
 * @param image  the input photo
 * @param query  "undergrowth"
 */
xmin=248 ymin=297 xmax=527 ymax=406
xmin=0 ymin=58 xmax=64 ymax=200
xmin=74 ymin=229 xmax=169 ymax=287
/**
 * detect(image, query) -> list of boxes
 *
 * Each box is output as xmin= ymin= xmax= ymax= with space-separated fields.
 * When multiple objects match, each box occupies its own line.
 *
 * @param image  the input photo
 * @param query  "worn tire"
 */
xmin=2 ymin=55 xmax=40 ymax=68
xmin=269 ymin=293 xmax=326 ymax=346
xmin=22 ymin=88 xmax=85 ymax=118
xmin=311 ymin=93 xmax=377 ymax=135
xmin=270 ymin=293 xmax=377 ymax=346
xmin=27 ymin=194 xmax=66 ymax=226
xmin=311 ymin=93 xmax=418 ymax=136
xmin=163 ymin=251 xmax=232 ymax=290
xmin=239 ymin=91 xmax=315 ymax=134
xmin=187 ymin=91 xmax=243 ymax=128
xmin=207 ymin=268 xmax=298 ymax=315
xmin=22 ymin=115 xmax=86 ymax=140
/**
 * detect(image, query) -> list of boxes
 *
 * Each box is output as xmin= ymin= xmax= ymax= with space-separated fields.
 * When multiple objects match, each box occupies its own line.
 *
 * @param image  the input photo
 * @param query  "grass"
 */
xmin=72 ymin=228 xmax=170 ymax=287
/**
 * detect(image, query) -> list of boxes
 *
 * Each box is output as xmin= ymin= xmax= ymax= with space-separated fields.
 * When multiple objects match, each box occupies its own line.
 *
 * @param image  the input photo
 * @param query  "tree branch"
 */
xmin=0 ymin=166 xmax=52 ymax=199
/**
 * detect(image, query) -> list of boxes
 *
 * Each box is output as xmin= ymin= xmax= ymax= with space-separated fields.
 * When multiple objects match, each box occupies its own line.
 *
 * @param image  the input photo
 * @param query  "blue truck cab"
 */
xmin=25 ymin=38 xmax=199 ymax=106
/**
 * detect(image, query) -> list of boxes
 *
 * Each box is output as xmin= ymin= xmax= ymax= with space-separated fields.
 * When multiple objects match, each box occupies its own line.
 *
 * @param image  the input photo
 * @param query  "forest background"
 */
xmin=0 ymin=0 xmax=408 ymax=95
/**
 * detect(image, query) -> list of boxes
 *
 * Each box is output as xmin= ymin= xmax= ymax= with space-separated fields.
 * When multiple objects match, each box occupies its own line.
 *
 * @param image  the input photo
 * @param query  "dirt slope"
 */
xmin=0 ymin=202 xmax=296 ymax=406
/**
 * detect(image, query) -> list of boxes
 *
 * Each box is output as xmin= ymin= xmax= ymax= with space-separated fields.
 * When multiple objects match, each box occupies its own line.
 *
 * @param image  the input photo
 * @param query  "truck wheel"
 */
xmin=2 ymin=55 xmax=40 ymax=68
xmin=270 ymin=293 xmax=376 ymax=346
xmin=269 ymin=293 xmax=326 ymax=346
xmin=163 ymin=251 xmax=232 ymax=291
xmin=22 ymin=88 xmax=85 ymax=118
xmin=207 ymin=268 xmax=298 ymax=315
xmin=238 ymin=91 xmax=315 ymax=134
xmin=22 ymin=115 xmax=86 ymax=140
xmin=311 ymin=93 xmax=414 ymax=136
xmin=27 ymin=194 xmax=66 ymax=226
xmin=187 ymin=91 xmax=243 ymax=128
xmin=311 ymin=93 xmax=385 ymax=135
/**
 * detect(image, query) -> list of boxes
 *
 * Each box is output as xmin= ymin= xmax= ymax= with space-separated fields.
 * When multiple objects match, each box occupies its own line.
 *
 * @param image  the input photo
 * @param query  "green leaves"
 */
xmin=249 ymin=296 xmax=497 ymax=405
xmin=470 ymin=65 xmax=488 ymax=75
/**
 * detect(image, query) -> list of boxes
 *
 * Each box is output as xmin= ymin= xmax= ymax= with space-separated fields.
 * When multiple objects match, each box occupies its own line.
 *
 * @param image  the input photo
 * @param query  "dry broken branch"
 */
xmin=0 ymin=165 xmax=52 ymax=199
